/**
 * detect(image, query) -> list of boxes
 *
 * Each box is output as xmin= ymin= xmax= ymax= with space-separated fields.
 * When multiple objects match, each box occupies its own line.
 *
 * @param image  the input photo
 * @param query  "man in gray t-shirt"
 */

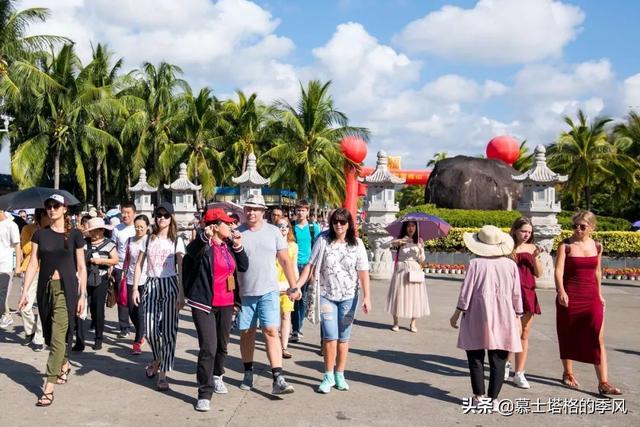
xmin=236 ymin=194 xmax=300 ymax=395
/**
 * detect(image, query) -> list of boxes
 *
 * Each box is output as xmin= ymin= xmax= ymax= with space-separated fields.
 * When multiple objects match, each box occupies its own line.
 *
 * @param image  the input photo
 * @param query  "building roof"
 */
xmin=164 ymin=163 xmax=202 ymax=191
xmin=232 ymin=153 xmax=270 ymax=186
xmin=512 ymin=145 xmax=568 ymax=183
xmin=129 ymin=169 xmax=157 ymax=192
xmin=360 ymin=150 xmax=406 ymax=185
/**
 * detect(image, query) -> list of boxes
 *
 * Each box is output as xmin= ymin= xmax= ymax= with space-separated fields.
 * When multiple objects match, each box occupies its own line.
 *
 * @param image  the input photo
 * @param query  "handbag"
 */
xmin=408 ymin=270 xmax=424 ymax=283
xmin=306 ymin=237 xmax=327 ymax=325
xmin=117 ymin=238 xmax=131 ymax=307
xmin=106 ymin=274 xmax=117 ymax=308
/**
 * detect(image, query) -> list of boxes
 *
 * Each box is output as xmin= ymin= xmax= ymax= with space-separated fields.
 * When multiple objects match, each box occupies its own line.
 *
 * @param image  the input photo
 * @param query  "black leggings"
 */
xmin=76 ymin=276 xmax=108 ymax=345
xmin=465 ymin=349 xmax=509 ymax=399
xmin=127 ymin=284 xmax=146 ymax=342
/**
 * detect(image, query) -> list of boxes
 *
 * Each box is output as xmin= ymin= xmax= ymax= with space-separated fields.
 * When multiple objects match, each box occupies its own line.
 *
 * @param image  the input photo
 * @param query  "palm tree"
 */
xmin=426 ymin=151 xmax=448 ymax=168
xmin=0 ymin=1 xmax=68 ymax=103
xmin=120 ymin=61 xmax=188 ymax=187
xmin=547 ymin=109 xmax=637 ymax=211
xmin=11 ymin=44 xmax=89 ymax=193
xmin=262 ymin=80 xmax=369 ymax=206
xmin=220 ymin=90 xmax=270 ymax=177
xmin=512 ymin=140 xmax=534 ymax=172
xmin=614 ymin=110 xmax=640 ymax=160
xmin=162 ymin=87 xmax=224 ymax=204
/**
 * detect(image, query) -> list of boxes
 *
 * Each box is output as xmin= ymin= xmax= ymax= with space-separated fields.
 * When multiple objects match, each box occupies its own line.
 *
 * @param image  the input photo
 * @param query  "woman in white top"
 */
xmin=125 ymin=214 xmax=150 ymax=355
xmin=297 ymin=208 xmax=371 ymax=394
xmin=132 ymin=203 xmax=185 ymax=391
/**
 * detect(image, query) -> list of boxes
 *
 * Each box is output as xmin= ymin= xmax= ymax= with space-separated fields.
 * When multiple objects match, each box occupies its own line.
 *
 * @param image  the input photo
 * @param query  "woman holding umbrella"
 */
xmin=18 ymin=193 xmax=87 ymax=406
xmin=385 ymin=220 xmax=429 ymax=332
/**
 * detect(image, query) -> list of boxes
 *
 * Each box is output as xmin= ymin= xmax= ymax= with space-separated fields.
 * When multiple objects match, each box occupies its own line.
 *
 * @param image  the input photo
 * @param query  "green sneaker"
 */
xmin=317 ymin=373 xmax=335 ymax=394
xmin=334 ymin=372 xmax=349 ymax=391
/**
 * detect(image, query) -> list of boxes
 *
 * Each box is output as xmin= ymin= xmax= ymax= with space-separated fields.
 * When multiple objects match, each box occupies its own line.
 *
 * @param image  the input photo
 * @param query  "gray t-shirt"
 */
xmin=237 ymin=222 xmax=288 ymax=297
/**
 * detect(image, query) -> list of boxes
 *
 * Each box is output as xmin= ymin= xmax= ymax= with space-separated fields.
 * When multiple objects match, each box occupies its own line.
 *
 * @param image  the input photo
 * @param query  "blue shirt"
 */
xmin=294 ymin=222 xmax=320 ymax=265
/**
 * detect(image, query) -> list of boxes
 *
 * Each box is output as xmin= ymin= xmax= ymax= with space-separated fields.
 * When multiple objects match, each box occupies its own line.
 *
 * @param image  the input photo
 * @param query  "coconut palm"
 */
xmin=512 ymin=140 xmax=534 ymax=172
xmin=547 ymin=109 xmax=638 ymax=211
xmin=161 ymin=87 xmax=225 ymax=204
xmin=614 ymin=110 xmax=640 ymax=161
xmin=11 ymin=44 xmax=89 ymax=193
xmin=120 ymin=61 xmax=188 ymax=187
xmin=427 ymin=151 xmax=448 ymax=168
xmin=0 ymin=1 xmax=68 ymax=103
xmin=262 ymin=80 xmax=369 ymax=206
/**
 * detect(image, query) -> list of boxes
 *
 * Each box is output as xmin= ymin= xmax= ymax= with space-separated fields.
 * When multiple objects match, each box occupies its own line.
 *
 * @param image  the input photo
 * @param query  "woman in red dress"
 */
xmin=508 ymin=217 xmax=542 ymax=389
xmin=554 ymin=211 xmax=621 ymax=395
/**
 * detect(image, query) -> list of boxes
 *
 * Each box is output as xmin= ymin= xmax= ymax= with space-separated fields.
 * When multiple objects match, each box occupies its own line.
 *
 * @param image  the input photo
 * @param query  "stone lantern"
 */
xmin=128 ymin=168 xmax=157 ymax=219
xmin=361 ymin=150 xmax=406 ymax=280
xmin=512 ymin=145 xmax=568 ymax=288
xmin=164 ymin=163 xmax=201 ymax=234
xmin=232 ymin=152 xmax=270 ymax=204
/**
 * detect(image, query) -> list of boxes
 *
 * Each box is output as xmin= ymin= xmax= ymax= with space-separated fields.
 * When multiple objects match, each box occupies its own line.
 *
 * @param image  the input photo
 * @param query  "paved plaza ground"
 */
xmin=1 ymin=276 xmax=638 ymax=426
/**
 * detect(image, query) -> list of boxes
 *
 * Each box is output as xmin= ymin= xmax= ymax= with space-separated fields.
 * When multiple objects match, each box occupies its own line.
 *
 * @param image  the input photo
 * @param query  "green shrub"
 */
xmin=424 ymin=227 xmax=640 ymax=257
xmin=398 ymin=204 xmax=630 ymax=231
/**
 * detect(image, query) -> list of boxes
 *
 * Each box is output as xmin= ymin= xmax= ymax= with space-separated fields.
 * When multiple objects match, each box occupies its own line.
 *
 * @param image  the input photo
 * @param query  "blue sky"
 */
xmin=11 ymin=0 xmax=640 ymax=171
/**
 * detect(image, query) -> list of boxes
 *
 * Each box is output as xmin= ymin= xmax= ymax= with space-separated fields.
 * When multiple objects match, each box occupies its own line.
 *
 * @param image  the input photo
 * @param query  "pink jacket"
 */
xmin=456 ymin=257 xmax=523 ymax=352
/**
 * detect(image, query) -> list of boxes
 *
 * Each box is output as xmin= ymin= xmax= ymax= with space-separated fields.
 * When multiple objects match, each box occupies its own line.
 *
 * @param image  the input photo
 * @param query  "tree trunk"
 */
xmin=96 ymin=158 xmax=102 ymax=209
xmin=54 ymin=147 xmax=61 ymax=189
xmin=584 ymin=186 xmax=592 ymax=211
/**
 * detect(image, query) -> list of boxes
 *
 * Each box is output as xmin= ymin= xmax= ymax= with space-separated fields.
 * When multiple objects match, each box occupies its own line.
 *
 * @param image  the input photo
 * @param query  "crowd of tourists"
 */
xmin=0 ymin=193 xmax=622 ymax=410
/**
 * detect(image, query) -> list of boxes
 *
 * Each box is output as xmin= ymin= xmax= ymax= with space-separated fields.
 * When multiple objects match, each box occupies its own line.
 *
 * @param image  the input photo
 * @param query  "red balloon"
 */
xmin=340 ymin=136 xmax=368 ymax=163
xmin=486 ymin=135 xmax=520 ymax=165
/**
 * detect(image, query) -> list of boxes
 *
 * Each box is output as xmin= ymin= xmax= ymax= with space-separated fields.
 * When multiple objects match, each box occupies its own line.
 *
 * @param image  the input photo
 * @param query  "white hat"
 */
xmin=463 ymin=225 xmax=514 ymax=257
xmin=243 ymin=194 xmax=267 ymax=209
xmin=85 ymin=217 xmax=114 ymax=232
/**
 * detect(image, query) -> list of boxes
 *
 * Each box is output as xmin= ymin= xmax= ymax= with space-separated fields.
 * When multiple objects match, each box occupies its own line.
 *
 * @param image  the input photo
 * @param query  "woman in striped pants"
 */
xmin=132 ymin=202 xmax=185 ymax=391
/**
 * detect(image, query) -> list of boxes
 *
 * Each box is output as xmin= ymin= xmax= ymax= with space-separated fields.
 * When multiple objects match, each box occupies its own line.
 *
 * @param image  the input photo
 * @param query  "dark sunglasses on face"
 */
xmin=156 ymin=212 xmax=172 ymax=220
xmin=45 ymin=203 xmax=62 ymax=210
xmin=277 ymin=224 xmax=289 ymax=229
xmin=571 ymin=223 xmax=587 ymax=231
xmin=332 ymin=219 xmax=348 ymax=226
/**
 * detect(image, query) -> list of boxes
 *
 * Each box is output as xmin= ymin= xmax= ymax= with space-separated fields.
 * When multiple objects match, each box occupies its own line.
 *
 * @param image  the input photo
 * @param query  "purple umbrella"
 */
xmin=386 ymin=212 xmax=451 ymax=241
xmin=632 ymin=220 xmax=640 ymax=228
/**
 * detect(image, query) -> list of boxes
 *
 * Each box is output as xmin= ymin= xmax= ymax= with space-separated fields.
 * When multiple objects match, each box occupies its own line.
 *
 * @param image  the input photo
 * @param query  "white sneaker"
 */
xmin=195 ymin=399 xmax=210 ymax=412
xmin=503 ymin=362 xmax=511 ymax=381
xmin=271 ymin=375 xmax=294 ymax=395
xmin=213 ymin=375 xmax=228 ymax=394
xmin=513 ymin=371 xmax=530 ymax=389
xmin=0 ymin=314 xmax=13 ymax=329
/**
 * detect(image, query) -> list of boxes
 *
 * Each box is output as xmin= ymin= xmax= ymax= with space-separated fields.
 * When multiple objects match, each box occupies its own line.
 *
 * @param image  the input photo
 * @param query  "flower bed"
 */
xmin=423 ymin=263 xmax=466 ymax=275
xmin=602 ymin=268 xmax=640 ymax=280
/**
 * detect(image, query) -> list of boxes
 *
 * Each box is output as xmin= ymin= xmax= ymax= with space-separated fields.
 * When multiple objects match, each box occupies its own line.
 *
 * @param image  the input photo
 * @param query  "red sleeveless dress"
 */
xmin=556 ymin=248 xmax=604 ymax=364
xmin=516 ymin=253 xmax=541 ymax=315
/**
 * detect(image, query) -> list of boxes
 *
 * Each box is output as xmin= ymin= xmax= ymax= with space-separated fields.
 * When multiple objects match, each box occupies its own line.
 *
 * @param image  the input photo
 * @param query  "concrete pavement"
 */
xmin=0 ymin=277 xmax=638 ymax=426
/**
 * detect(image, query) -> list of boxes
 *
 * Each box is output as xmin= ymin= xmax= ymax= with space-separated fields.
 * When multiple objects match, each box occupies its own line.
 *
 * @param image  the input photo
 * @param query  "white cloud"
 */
xmin=421 ymin=75 xmax=507 ymax=103
xmin=395 ymin=0 xmax=584 ymax=64
xmin=622 ymin=74 xmax=640 ymax=111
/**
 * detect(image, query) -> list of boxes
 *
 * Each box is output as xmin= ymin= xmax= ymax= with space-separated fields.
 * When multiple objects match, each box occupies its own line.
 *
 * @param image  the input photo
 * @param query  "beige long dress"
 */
xmin=385 ymin=242 xmax=430 ymax=318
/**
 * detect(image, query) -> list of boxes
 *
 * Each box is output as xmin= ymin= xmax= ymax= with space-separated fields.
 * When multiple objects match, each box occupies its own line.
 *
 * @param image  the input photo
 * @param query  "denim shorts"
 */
xmin=320 ymin=295 xmax=358 ymax=342
xmin=238 ymin=291 xmax=281 ymax=330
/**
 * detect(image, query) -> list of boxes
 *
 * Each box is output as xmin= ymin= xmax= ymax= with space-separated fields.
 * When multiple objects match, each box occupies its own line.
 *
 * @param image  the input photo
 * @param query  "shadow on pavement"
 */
xmin=349 ymin=347 xmax=468 ymax=377
xmin=614 ymin=348 xmax=640 ymax=356
xmin=0 ymin=356 xmax=43 ymax=398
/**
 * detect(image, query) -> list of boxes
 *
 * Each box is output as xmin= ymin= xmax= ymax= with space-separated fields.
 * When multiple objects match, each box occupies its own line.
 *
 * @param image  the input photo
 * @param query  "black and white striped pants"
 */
xmin=143 ymin=276 xmax=179 ymax=372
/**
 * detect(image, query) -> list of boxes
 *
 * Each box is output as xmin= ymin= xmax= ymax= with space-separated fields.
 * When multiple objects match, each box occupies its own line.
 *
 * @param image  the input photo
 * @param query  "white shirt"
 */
xmin=112 ymin=223 xmax=135 ymax=269
xmin=126 ymin=235 xmax=149 ymax=285
xmin=0 ymin=216 xmax=20 ymax=273
xmin=141 ymin=236 xmax=185 ymax=278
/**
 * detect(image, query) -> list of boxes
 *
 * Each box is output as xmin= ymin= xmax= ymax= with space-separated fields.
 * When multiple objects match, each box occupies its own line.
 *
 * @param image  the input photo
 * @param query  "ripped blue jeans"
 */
xmin=320 ymin=294 xmax=358 ymax=342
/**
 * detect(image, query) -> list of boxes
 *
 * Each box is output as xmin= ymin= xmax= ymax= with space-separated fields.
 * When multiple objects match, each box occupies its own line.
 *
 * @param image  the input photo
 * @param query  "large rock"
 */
xmin=425 ymin=156 xmax=522 ymax=210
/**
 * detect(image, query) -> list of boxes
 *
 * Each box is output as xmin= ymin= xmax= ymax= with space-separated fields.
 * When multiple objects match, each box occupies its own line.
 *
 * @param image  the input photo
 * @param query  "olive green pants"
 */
xmin=46 ymin=280 xmax=69 ymax=383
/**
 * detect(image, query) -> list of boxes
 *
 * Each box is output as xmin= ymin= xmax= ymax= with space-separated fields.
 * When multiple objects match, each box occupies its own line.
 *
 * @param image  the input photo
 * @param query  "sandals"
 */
xmin=36 ymin=392 xmax=54 ymax=407
xmin=598 ymin=382 xmax=622 ymax=396
xmin=390 ymin=325 xmax=400 ymax=332
xmin=282 ymin=349 xmax=293 ymax=359
xmin=157 ymin=377 xmax=170 ymax=392
xmin=409 ymin=325 xmax=418 ymax=333
xmin=562 ymin=372 xmax=580 ymax=389
xmin=56 ymin=366 xmax=71 ymax=385
xmin=145 ymin=362 xmax=159 ymax=379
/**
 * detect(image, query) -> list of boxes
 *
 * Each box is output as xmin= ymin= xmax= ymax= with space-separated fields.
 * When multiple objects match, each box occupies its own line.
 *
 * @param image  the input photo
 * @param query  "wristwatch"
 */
xmin=287 ymin=287 xmax=299 ymax=294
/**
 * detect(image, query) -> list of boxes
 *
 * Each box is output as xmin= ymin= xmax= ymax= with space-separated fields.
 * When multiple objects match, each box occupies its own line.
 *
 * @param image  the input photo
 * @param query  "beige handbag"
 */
xmin=408 ymin=270 xmax=424 ymax=283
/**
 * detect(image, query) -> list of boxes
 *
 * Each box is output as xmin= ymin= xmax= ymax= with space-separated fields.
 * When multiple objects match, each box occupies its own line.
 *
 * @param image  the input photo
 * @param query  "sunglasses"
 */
xmin=277 ymin=224 xmax=289 ymax=229
xmin=332 ymin=219 xmax=348 ymax=226
xmin=156 ymin=212 xmax=172 ymax=220
xmin=45 ymin=203 xmax=62 ymax=210
xmin=571 ymin=223 xmax=588 ymax=231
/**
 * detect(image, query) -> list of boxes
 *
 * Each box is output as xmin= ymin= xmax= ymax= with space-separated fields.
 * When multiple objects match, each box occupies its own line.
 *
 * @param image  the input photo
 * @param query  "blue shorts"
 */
xmin=238 ymin=291 xmax=281 ymax=330
xmin=320 ymin=295 xmax=358 ymax=342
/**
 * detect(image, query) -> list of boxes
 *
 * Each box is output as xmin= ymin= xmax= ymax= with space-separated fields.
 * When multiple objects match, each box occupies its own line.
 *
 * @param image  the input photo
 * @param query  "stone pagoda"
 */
xmin=512 ymin=145 xmax=568 ymax=288
xmin=232 ymin=152 xmax=270 ymax=204
xmin=164 ymin=163 xmax=201 ymax=233
xmin=361 ymin=150 xmax=406 ymax=280
xmin=128 ymin=168 xmax=157 ymax=219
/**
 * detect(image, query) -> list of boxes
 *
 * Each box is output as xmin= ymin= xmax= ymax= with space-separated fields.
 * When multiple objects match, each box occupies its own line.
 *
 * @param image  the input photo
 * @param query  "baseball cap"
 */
xmin=203 ymin=208 xmax=235 ymax=225
xmin=45 ymin=194 xmax=66 ymax=206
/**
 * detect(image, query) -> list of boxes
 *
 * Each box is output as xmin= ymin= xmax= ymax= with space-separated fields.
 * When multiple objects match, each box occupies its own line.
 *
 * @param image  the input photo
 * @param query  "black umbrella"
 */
xmin=0 ymin=187 xmax=81 ymax=210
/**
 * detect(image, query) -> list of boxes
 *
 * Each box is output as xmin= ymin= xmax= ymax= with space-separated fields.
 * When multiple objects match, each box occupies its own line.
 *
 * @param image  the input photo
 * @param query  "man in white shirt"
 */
xmin=111 ymin=202 xmax=137 ymax=338
xmin=0 ymin=209 xmax=22 ymax=329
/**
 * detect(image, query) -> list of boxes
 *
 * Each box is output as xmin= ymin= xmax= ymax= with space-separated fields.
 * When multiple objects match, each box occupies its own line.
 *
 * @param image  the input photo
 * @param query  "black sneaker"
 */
xmin=93 ymin=340 xmax=103 ymax=350
xmin=32 ymin=343 xmax=44 ymax=352
xmin=289 ymin=333 xmax=299 ymax=343
xmin=21 ymin=333 xmax=35 ymax=346
xmin=72 ymin=344 xmax=85 ymax=352
xmin=117 ymin=329 xmax=130 ymax=339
